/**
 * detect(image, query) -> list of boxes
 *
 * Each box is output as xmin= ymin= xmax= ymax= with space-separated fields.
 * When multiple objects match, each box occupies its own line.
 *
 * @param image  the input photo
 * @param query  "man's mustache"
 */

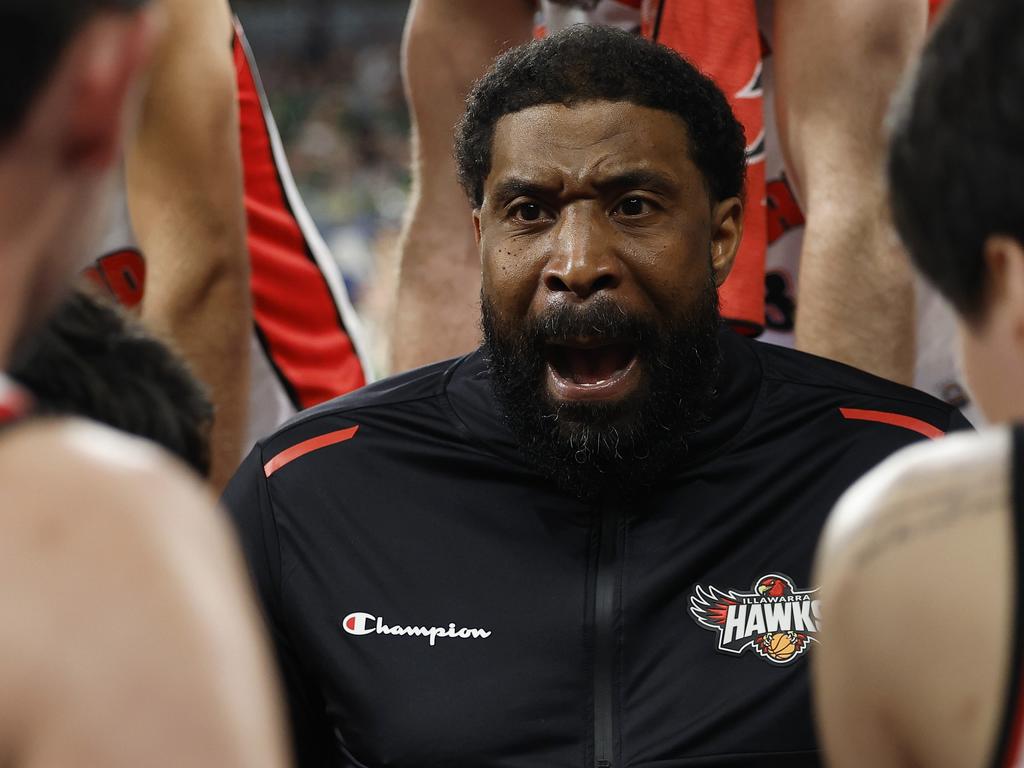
xmin=524 ymin=299 xmax=656 ymax=346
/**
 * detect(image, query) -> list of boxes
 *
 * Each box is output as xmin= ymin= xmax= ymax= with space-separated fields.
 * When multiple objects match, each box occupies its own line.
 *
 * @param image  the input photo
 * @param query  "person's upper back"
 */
xmin=0 ymin=413 xmax=291 ymax=768
xmin=814 ymin=427 xmax=1016 ymax=767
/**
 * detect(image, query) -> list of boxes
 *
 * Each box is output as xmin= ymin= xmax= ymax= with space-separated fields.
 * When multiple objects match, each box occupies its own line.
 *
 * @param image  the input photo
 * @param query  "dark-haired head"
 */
xmin=10 ymin=290 xmax=213 ymax=477
xmin=455 ymin=25 xmax=746 ymax=210
xmin=888 ymin=0 xmax=1024 ymax=323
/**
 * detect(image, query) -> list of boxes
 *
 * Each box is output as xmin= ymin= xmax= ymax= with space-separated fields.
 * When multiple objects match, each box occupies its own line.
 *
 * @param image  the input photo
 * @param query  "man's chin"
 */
xmin=480 ymin=284 xmax=723 ymax=501
xmin=542 ymin=387 xmax=644 ymax=434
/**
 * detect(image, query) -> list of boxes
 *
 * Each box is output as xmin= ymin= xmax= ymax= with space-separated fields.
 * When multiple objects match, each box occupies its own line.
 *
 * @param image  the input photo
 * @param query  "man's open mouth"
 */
xmin=543 ymin=337 xmax=641 ymax=400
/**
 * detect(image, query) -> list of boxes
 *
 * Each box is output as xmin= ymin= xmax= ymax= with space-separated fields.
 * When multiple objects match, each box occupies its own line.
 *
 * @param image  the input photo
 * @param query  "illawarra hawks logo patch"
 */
xmin=690 ymin=574 xmax=821 ymax=665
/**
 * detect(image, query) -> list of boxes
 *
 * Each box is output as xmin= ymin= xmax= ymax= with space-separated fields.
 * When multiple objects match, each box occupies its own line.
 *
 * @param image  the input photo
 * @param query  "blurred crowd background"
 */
xmin=235 ymin=0 xmax=410 ymax=372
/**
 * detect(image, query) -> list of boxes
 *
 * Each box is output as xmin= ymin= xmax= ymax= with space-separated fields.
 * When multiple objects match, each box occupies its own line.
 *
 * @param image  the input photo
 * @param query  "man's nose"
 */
xmin=541 ymin=205 xmax=621 ymax=300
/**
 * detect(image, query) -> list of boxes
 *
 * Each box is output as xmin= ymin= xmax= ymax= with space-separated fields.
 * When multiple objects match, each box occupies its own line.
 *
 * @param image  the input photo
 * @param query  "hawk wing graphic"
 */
xmin=690 ymin=585 xmax=739 ymax=631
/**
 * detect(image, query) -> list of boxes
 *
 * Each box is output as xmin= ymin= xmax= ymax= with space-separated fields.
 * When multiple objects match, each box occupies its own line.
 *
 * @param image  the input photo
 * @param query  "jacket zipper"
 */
xmin=593 ymin=504 xmax=618 ymax=768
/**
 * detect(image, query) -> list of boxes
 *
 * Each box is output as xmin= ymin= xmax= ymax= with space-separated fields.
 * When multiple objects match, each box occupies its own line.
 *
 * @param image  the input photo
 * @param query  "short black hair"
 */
xmin=455 ymin=25 xmax=747 ymax=209
xmin=888 ymin=0 xmax=1024 ymax=321
xmin=10 ymin=290 xmax=214 ymax=477
xmin=0 ymin=0 xmax=149 ymax=142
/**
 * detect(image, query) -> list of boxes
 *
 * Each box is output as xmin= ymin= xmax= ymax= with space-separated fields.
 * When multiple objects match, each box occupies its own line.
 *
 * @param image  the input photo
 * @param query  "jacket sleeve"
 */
xmin=222 ymin=445 xmax=340 ymax=766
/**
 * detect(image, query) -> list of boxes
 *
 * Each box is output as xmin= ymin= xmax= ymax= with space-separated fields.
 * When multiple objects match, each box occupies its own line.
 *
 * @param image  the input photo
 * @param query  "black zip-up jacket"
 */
xmin=224 ymin=328 xmax=971 ymax=767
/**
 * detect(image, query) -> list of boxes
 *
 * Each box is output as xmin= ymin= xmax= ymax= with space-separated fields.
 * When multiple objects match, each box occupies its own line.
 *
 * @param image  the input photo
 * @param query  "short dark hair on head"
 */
xmin=888 ymin=0 xmax=1024 ymax=321
xmin=455 ymin=25 xmax=747 ymax=209
xmin=10 ymin=289 xmax=214 ymax=477
xmin=0 ymin=0 xmax=149 ymax=142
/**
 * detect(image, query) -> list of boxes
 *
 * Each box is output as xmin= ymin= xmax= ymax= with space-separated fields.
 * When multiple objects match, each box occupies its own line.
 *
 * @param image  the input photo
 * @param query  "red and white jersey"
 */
xmin=752 ymin=0 xmax=802 ymax=350
xmin=88 ymin=20 xmax=371 ymax=450
xmin=544 ymin=0 xmax=979 ymax=424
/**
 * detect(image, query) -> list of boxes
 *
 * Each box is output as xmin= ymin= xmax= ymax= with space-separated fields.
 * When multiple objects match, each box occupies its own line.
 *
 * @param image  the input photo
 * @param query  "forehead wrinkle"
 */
xmin=545 ymin=124 xmax=634 ymax=151
xmin=510 ymin=149 xmax=649 ymax=188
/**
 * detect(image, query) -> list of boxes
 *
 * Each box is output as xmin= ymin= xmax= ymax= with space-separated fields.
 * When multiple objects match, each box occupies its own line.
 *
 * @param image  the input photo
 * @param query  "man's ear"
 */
xmin=984 ymin=235 xmax=1024 ymax=345
xmin=710 ymin=195 xmax=743 ymax=287
xmin=472 ymin=208 xmax=482 ymax=246
xmin=59 ymin=7 xmax=163 ymax=171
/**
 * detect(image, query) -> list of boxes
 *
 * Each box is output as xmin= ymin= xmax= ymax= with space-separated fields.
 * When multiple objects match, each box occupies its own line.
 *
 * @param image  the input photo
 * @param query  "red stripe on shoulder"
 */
xmin=839 ymin=408 xmax=944 ymax=440
xmin=263 ymin=426 xmax=359 ymax=478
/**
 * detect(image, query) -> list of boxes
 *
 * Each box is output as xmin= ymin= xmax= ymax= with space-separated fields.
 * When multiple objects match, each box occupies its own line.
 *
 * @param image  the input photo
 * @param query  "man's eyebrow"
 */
xmin=488 ymin=177 xmax=554 ymax=205
xmin=487 ymin=170 xmax=679 ymax=205
xmin=595 ymin=169 xmax=678 ymax=194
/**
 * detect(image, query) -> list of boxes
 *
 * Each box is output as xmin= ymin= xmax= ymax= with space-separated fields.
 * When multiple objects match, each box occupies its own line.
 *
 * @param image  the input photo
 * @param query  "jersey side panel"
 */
xmin=234 ymin=23 xmax=370 ymax=412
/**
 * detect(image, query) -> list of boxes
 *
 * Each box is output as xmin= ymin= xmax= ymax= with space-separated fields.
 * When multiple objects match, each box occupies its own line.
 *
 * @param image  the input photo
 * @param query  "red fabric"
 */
xmin=642 ymin=0 xmax=767 ymax=334
xmin=0 ymin=377 xmax=31 ymax=425
xmin=838 ymin=408 xmax=944 ymax=440
xmin=83 ymin=249 xmax=146 ymax=309
xmin=234 ymin=30 xmax=365 ymax=409
xmin=263 ymin=426 xmax=359 ymax=477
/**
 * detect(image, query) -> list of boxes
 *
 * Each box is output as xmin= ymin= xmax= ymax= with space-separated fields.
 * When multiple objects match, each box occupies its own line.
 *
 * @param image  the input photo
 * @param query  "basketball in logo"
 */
xmin=764 ymin=631 xmax=798 ymax=662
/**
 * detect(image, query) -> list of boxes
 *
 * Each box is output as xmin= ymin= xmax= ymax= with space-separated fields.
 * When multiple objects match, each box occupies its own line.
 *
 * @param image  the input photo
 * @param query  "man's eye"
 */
xmin=615 ymin=197 xmax=651 ymax=217
xmin=512 ymin=202 xmax=545 ymax=222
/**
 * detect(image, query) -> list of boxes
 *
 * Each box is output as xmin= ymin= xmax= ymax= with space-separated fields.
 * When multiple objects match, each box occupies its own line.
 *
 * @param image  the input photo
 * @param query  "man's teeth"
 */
xmin=553 ymin=343 xmax=635 ymax=385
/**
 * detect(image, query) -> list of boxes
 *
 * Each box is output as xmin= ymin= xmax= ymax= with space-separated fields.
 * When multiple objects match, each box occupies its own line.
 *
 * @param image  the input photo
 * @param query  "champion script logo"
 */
xmin=689 ymin=574 xmax=821 ymax=665
xmin=342 ymin=612 xmax=493 ymax=647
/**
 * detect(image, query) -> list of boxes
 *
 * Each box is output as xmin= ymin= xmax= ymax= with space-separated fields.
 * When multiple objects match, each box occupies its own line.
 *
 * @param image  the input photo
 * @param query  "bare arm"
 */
xmin=773 ymin=0 xmax=926 ymax=383
xmin=0 ymin=422 xmax=289 ymax=767
xmin=390 ymin=0 xmax=535 ymax=373
xmin=126 ymin=0 xmax=249 ymax=489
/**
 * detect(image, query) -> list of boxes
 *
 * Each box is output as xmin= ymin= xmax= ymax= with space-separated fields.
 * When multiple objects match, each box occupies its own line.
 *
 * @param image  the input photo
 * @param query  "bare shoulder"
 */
xmin=0 ymin=417 xmax=222 ymax=544
xmin=0 ymin=420 xmax=287 ymax=768
xmin=820 ymin=427 xmax=1010 ymax=565
xmin=815 ymin=428 xmax=1012 ymax=767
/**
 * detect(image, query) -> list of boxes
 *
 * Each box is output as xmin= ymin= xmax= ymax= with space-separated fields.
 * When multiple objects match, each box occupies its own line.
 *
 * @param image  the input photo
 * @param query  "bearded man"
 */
xmin=224 ymin=25 xmax=967 ymax=767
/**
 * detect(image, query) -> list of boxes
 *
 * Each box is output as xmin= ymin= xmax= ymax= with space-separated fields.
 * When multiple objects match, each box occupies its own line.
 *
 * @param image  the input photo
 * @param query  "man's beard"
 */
xmin=481 ymin=278 xmax=722 ymax=502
